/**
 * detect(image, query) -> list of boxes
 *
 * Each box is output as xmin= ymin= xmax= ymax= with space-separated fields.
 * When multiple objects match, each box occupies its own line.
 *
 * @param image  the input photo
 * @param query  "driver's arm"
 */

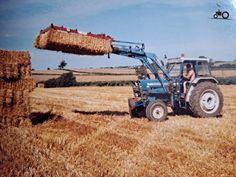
xmin=184 ymin=70 xmax=194 ymax=80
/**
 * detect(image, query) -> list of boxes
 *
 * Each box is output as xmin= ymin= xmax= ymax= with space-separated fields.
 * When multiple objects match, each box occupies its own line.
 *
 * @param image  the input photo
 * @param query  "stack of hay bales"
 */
xmin=34 ymin=25 xmax=113 ymax=55
xmin=0 ymin=49 xmax=35 ymax=126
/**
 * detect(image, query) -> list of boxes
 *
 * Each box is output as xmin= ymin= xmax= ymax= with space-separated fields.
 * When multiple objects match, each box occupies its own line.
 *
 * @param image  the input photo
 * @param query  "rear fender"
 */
xmin=185 ymin=78 xmax=218 ymax=102
xmin=191 ymin=77 xmax=218 ymax=84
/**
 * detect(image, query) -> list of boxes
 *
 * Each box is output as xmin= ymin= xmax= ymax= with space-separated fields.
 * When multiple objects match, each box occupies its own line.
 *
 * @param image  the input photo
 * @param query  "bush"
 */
xmin=216 ymin=77 xmax=236 ymax=85
xmin=45 ymin=72 xmax=76 ymax=88
xmin=45 ymin=73 xmax=132 ymax=88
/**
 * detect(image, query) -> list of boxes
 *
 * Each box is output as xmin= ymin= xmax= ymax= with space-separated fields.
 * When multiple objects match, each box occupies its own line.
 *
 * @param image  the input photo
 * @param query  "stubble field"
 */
xmin=31 ymin=68 xmax=236 ymax=82
xmin=0 ymin=85 xmax=235 ymax=176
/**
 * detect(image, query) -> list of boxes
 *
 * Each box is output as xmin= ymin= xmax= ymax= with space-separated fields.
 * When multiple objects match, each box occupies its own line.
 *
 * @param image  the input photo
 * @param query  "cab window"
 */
xmin=197 ymin=61 xmax=210 ymax=76
xmin=167 ymin=63 xmax=181 ymax=77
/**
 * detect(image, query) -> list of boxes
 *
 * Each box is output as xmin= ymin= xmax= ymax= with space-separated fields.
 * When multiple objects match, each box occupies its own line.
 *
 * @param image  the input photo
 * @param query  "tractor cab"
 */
xmin=167 ymin=57 xmax=211 ymax=79
xmin=166 ymin=57 xmax=213 ymax=96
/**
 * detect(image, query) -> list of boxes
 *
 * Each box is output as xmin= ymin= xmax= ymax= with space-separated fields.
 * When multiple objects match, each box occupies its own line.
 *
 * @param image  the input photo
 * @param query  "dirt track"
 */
xmin=0 ymin=85 xmax=235 ymax=176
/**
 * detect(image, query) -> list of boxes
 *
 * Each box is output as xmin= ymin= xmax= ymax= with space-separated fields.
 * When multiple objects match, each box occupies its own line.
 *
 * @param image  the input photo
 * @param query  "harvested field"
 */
xmin=75 ymin=75 xmax=136 ymax=82
xmin=0 ymin=85 xmax=235 ymax=176
xmin=32 ymin=74 xmax=136 ymax=82
xmin=32 ymin=68 xmax=236 ymax=83
xmin=76 ymin=68 xmax=136 ymax=74
xmin=212 ymin=69 xmax=236 ymax=77
xmin=34 ymin=27 xmax=112 ymax=55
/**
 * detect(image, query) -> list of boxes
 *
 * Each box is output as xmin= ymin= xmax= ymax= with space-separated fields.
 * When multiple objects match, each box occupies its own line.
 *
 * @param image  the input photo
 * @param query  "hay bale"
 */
xmin=0 ymin=74 xmax=34 ymax=125
xmin=0 ymin=49 xmax=31 ymax=79
xmin=37 ymin=82 xmax=45 ymax=88
xmin=5 ymin=89 xmax=13 ymax=106
xmin=34 ymin=28 xmax=112 ymax=55
xmin=0 ymin=89 xmax=30 ymax=106
xmin=0 ymin=78 xmax=35 ymax=92
xmin=19 ymin=64 xmax=31 ymax=79
xmin=0 ymin=49 xmax=33 ymax=127
xmin=0 ymin=89 xmax=31 ymax=126
xmin=0 ymin=49 xmax=30 ymax=65
xmin=0 ymin=63 xmax=19 ymax=78
xmin=0 ymin=104 xmax=31 ymax=126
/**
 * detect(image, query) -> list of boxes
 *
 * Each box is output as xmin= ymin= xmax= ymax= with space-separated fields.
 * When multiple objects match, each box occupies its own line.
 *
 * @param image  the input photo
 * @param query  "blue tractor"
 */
xmin=111 ymin=40 xmax=224 ymax=121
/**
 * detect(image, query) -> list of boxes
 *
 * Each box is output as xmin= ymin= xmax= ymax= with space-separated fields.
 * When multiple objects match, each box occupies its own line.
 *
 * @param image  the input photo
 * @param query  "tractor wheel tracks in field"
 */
xmin=64 ymin=113 xmax=125 ymax=148
xmin=65 ymin=114 xmax=160 ymax=176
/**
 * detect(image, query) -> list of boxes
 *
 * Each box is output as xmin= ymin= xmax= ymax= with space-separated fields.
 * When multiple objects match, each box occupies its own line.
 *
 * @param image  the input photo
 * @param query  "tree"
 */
xmin=58 ymin=59 xmax=67 ymax=69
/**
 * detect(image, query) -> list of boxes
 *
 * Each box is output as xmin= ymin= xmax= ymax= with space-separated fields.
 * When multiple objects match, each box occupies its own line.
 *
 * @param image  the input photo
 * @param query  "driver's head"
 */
xmin=186 ymin=63 xmax=192 ymax=71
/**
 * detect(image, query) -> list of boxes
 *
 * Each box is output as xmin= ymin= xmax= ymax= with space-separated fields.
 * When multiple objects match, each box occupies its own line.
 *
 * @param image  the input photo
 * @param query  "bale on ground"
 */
xmin=0 ymin=49 xmax=31 ymax=79
xmin=34 ymin=28 xmax=112 ymax=55
xmin=0 ymin=88 xmax=31 ymax=126
xmin=0 ymin=49 xmax=34 ymax=127
xmin=0 ymin=49 xmax=30 ymax=65
xmin=0 ymin=78 xmax=35 ymax=92
xmin=0 ymin=104 xmax=31 ymax=126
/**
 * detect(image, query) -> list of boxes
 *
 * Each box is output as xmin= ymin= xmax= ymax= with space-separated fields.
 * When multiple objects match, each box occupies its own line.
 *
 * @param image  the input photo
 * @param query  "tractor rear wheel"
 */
xmin=222 ymin=11 xmax=229 ymax=19
xmin=146 ymin=100 xmax=167 ymax=121
xmin=189 ymin=82 xmax=223 ymax=117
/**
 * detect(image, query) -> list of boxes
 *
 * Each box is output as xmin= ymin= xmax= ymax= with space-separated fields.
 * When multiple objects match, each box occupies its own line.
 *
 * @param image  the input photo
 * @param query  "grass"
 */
xmin=0 ymin=85 xmax=236 ymax=176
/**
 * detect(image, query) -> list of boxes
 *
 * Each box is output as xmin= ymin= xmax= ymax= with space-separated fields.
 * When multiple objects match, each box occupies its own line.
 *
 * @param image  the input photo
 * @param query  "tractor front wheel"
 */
xmin=146 ymin=100 xmax=167 ymax=121
xmin=213 ymin=13 xmax=218 ymax=19
xmin=189 ymin=82 xmax=223 ymax=117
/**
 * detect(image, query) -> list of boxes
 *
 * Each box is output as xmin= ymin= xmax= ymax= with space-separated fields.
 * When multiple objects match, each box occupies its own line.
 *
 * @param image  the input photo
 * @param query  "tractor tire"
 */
xmin=189 ymin=82 xmax=223 ymax=118
xmin=146 ymin=100 xmax=167 ymax=121
xmin=213 ymin=13 xmax=218 ymax=19
xmin=222 ymin=11 xmax=229 ymax=19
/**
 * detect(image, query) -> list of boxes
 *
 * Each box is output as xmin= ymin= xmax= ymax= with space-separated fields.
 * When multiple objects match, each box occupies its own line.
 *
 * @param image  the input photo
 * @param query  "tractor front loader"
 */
xmin=34 ymin=24 xmax=224 ymax=121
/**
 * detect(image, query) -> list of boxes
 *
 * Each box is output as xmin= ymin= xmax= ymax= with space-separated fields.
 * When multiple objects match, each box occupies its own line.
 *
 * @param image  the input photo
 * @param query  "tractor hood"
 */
xmin=139 ymin=79 xmax=169 ymax=94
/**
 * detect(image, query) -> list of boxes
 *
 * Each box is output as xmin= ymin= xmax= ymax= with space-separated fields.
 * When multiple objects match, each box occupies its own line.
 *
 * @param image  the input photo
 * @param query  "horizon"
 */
xmin=0 ymin=0 xmax=236 ymax=69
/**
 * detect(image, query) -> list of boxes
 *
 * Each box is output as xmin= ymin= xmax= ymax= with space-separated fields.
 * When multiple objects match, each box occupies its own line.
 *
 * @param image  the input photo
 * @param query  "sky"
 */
xmin=0 ymin=0 xmax=236 ymax=69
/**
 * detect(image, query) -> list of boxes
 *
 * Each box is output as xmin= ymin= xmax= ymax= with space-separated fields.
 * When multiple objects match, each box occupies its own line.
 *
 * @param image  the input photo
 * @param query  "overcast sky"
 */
xmin=0 ymin=0 xmax=236 ymax=69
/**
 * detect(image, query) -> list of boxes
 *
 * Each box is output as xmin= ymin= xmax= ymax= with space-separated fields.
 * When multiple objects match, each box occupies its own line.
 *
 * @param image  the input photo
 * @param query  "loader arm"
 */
xmin=111 ymin=40 xmax=172 ymax=91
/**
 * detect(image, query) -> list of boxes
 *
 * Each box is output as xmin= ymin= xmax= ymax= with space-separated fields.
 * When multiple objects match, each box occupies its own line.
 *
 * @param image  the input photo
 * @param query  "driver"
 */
xmin=181 ymin=63 xmax=195 ymax=98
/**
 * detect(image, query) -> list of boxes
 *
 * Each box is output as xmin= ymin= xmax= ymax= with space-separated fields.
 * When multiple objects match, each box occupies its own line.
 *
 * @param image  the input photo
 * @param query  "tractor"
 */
xmin=34 ymin=25 xmax=224 ymax=121
xmin=111 ymin=41 xmax=224 ymax=121
xmin=213 ymin=9 xmax=229 ymax=19
xmin=213 ymin=3 xmax=229 ymax=19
